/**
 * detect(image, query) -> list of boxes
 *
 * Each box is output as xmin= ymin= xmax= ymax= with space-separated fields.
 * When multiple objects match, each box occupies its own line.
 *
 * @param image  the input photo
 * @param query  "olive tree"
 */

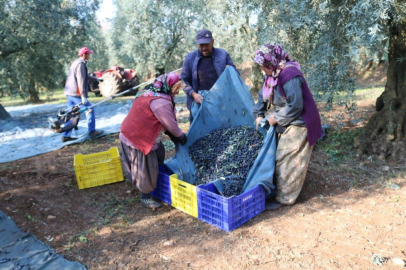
xmin=108 ymin=0 xmax=206 ymax=78
xmin=355 ymin=1 xmax=406 ymax=159
xmin=199 ymin=0 xmax=261 ymax=90
xmin=203 ymin=0 xmax=258 ymax=64
xmin=246 ymin=0 xmax=358 ymax=104
xmin=247 ymin=0 xmax=406 ymax=159
xmin=0 ymin=0 xmax=102 ymax=102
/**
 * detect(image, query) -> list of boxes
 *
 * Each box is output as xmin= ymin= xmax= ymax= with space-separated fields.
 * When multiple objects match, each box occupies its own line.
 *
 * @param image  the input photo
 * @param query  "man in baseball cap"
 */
xmin=196 ymin=29 xmax=213 ymax=45
xmin=63 ymin=47 xmax=103 ymax=143
xmin=181 ymin=29 xmax=237 ymax=123
xmin=78 ymin=47 xmax=93 ymax=56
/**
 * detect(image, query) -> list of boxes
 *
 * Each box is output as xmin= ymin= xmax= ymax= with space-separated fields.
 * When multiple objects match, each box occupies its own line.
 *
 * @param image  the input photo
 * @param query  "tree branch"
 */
xmin=1 ymin=41 xmax=43 ymax=59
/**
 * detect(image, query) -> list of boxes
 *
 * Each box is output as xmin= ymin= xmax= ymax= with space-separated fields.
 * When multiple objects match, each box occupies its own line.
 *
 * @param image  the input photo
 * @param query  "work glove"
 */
xmin=164 ymin=131 xmax=178 ymax=144
xmin=178 ymin=133 xmax=188 ymax=146
xmin=164 ymin=131 xmax=188 ymax=146
xmin=81 ymin=95 xmax=88 ymax=105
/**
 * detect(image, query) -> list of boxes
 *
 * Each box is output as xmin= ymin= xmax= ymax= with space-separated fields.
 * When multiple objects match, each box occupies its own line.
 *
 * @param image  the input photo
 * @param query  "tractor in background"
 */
xmin=89 ymin=66 xmax=139 ymax=98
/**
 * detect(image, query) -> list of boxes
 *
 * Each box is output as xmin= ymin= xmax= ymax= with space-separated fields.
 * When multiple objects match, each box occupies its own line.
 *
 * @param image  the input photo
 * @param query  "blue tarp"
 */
xmin=0 ymin=210 xmax=87 ymax=270
xmin=242 ymin=124 xmax=277 ymax=195
xmin=166 ymin=67 xmax=276 ymax=196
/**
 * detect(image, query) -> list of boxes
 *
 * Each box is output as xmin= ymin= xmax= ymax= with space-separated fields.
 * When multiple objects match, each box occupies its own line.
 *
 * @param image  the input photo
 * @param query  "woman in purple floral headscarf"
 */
xmin=253 ymin=43 xmax=301 ymax=102
xmin=252 ymin=43 xmax=323 ymax=211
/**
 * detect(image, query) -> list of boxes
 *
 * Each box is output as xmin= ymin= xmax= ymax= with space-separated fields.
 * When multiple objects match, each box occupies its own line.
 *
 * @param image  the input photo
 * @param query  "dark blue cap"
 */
xmin=196 ymin=29 xmax=213 ymax=45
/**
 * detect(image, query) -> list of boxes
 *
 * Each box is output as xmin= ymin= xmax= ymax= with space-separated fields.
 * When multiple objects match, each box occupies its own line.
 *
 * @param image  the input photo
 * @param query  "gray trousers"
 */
xmin=120 ymin=142 xmax=165 ymax=194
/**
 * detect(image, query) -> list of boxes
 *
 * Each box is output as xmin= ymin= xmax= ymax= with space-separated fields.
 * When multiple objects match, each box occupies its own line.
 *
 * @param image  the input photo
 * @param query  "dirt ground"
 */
xmin=1 ymin=68 xmax=406 ymax=270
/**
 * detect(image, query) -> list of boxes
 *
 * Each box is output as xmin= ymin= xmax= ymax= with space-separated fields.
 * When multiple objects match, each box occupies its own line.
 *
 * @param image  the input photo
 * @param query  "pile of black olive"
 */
xmin=189 ymin=125 xmax=263 ymax=197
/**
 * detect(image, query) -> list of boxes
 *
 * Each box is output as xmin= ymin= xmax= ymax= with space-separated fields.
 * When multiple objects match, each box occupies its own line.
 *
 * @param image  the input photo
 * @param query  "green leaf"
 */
xmin=78 ymin=235 xmax=87 ymax=243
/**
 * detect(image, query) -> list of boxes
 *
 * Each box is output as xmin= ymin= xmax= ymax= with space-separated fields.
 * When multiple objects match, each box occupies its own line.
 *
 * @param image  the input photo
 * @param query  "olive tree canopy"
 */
xmin=108 ymin=0 xmax=206 ymax=78
xmin=0 ymin=0 xmax=103 ymax=101
xmin=245 ymin=0 xmax=406 ymax=159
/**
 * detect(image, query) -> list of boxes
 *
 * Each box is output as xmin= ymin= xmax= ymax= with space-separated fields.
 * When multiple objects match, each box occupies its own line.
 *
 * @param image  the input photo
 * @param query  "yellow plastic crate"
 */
xmin=74 ymin=147 xmax=124 ymax=189
xmin=170 ymin=174 xmax=198 ymax=217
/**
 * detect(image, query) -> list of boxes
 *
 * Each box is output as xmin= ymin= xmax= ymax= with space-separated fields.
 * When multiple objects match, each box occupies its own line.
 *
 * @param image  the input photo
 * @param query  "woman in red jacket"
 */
xmin=120 ymin=72 xmax=186 ymax=209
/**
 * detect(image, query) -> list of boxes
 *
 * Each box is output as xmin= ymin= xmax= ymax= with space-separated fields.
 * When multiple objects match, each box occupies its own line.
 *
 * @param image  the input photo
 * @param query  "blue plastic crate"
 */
xmin=197 ymin=183 xmax=265 ymax=232
xmin=151 ymin=165 xmax=173 ymax=205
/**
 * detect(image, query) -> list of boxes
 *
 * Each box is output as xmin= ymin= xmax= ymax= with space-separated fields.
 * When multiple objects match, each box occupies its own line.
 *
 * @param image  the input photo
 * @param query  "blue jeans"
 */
xmin=63 ymin=96 xmax=95 ymax=137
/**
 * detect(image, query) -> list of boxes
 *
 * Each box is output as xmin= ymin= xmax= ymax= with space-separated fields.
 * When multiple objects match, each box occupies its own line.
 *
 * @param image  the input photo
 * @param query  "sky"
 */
xmin=96 ymin=0 xmax=117 ymax=27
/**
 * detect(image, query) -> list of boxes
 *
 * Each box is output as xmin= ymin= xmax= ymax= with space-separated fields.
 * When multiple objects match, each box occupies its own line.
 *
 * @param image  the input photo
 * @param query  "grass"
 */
xmin=96 ymin=193 xmax=138 ymax=227
xmin=1 ymin=86 xmax=188 ymax=108
xmin=0 ymin=88 xmax=63 ymax=107
xmin=0 ymin=88 xmax=130 ymax=107
xmin=64 ymin=227 xmax=99 ymax=251
xmin=317 ymin=128 xmax=360 ymax=164
xmin=354 ymin=86 xmax=384 ymax=95
xmin=2 ymin=84 xmax=380 ymax=109
xmin=0 ymin=83 xmax=381 ymax=168
xmin=314 ymin=86 xmax=384 ymax=164
xmin=352 ymin=87 xmax=384 ymax=101
xmin=313 ymin=86 xmax=384 ymax=105
xmin=24 ymin=214 xmax=37 ymax=223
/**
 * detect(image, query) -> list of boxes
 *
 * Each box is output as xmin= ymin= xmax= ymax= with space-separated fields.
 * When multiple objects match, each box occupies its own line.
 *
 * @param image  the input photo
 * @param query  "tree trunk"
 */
xmin=155 ymin=67 xmax=165 ymax=77
xmin=0 ymin=104 xmax=11 ymax=120
xmin=250 ymin=64 xmax=263 ymax=94
xmin=27 ymin=79 xmax=40 ymax=102
xmin=356 ymin=18 xmax=406 ymax=160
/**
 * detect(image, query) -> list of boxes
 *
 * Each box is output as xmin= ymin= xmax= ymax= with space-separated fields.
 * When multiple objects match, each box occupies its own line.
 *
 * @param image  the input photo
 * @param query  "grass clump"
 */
xmin=318 ymin=129 xmax=359 ymax=164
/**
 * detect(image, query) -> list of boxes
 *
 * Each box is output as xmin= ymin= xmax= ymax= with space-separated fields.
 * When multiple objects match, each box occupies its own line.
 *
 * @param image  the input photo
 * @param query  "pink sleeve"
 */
xmin=150 ymin=99 xmax=183 ymax=137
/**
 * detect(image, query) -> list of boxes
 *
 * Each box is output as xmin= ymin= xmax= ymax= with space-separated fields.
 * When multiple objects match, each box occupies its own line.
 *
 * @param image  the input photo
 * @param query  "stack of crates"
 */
xmin=151 ymin=166 xmax=198 ymax=217
xmin=73 ymin=148 xmax=265 ymax=231
xmin=153 ymin=166 xmax=265 ymax=232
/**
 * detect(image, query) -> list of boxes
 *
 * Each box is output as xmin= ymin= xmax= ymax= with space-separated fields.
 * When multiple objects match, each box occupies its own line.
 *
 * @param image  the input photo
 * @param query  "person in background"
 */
xmin=181 ymin=29 xmax=237 ymax=122
xmin=119 ymin=72 xmax=187 ymax=209
xmin=63 ymin=47 xmax=104 ymax=142
xmin=252 ymin=43 xmax=323 ymax=211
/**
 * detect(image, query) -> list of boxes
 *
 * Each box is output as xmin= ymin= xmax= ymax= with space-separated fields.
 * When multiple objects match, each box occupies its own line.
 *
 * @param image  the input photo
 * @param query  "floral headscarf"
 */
xmin=134 ymin=72 xmax=180 ymax=115
xmin=135 ymin=72 xmax=180 ymax=100
xmin=253 ymin=43 xmax=300 ymax=102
